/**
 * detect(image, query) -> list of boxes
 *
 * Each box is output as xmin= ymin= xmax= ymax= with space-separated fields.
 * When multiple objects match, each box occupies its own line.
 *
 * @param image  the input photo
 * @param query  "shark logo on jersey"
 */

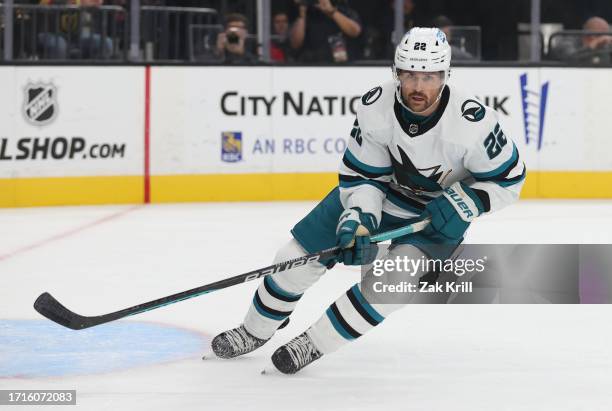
xmin=362 ymin=87 xmax=382 ymax=106
xmin=461 ymin=99 xmax=485 ymax=122
xmin=389 ymin=146 xmax=449 ymax=194
xmin=519 ymin=73 xmax=549 ymax=151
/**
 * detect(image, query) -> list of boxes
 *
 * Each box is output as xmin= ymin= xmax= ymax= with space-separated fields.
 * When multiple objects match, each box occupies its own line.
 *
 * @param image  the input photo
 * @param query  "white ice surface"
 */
xmin=1 ymin=200 xmax=612 ymax=410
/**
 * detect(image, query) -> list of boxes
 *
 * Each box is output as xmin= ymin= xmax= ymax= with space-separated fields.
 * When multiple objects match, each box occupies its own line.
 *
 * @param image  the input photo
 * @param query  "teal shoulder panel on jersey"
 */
xmin=343 ymin=149 xmax=393 ymax=176
xmin=472 ymin=144 xmax=519 ymax=180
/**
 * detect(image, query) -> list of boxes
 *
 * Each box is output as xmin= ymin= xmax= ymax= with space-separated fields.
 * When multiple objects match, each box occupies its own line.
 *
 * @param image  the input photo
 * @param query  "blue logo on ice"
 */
xmin=0 ymin=320 xmax=207 ymax=378
xmin=519 ymin=73 xmax=549 ymax=151
xmin=221 ymin=131 xmax=243 ymax=162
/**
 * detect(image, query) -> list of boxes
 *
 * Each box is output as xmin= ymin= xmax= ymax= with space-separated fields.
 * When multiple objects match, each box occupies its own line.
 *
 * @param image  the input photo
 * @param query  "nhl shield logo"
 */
xmin=23 ymin=82 xmax=58 ymax=126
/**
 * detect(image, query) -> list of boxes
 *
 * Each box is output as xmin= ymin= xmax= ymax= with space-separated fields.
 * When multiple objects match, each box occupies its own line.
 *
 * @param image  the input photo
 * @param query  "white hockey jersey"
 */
xmin=339 ymin=80 xmax=526 ymax=224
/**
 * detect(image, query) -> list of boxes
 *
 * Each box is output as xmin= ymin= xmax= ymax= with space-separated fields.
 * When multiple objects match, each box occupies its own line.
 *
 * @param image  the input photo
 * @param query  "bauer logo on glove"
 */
xmin=443 ymin=182 xmax=481 ymax=222
xmin=421 ymin=182 xmax=485 ymax=242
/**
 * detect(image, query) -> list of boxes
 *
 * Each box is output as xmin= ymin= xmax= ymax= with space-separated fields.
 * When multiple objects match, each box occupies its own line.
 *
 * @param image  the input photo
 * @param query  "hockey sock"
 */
xmin=306 ymin=283 xmax=402 ymax=354
xmin=244 ymin=239 xmax=327 ymax=339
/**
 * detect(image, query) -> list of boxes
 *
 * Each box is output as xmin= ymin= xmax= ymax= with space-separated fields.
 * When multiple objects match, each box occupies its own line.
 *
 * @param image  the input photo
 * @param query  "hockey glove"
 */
xmin=335 ymin=207 xmax=378 ymax=266
xmin=421 ymin=182 xmax=485 ymax=242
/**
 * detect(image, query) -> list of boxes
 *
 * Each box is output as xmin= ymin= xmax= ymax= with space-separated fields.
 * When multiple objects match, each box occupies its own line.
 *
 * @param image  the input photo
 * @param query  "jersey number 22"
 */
xmin=484 ymin=127 xmax=508 ymax=159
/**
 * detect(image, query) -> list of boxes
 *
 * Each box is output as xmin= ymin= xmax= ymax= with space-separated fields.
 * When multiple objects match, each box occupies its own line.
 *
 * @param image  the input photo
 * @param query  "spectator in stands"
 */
xmin=37 ymin=0 xmax=114 ymax=59
xmin=36 ymin=0 xmax=69 ymax=59
xmin=570 ymin=16 xmax=612 ymax=65
xmin=373 ymin=0 xmax=430 ymax=59
xmin=216 ymin=13 xmax=258 ymax=64
xmin=289 ymin=0 xmax=362 ymax=63
xmin=271 ymin=11 xmax=292 ymax=63
xmin=431 ymin=15 xmax=475 ymax=61
xmin=582 ymin=16 xmax=612 ymax=49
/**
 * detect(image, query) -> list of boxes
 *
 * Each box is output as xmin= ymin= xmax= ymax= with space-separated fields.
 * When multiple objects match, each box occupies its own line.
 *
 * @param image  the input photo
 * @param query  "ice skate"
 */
xmin=211 ymin=325 xmax=269 ymax=359
xmin=270 ymin=332 xmax=323 ymax=374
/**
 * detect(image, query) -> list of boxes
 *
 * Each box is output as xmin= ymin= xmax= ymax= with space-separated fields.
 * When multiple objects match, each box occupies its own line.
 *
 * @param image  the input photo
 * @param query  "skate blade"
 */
xmin=201 ymin=349 xmax=219 ymax=361
xmin=260 ymin=361 xmax=283 ymax=376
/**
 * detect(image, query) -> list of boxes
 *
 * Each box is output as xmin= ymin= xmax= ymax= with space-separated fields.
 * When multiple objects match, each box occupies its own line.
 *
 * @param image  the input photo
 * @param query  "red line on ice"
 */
xmin=0 ymin=205 xmax=141 ymax=262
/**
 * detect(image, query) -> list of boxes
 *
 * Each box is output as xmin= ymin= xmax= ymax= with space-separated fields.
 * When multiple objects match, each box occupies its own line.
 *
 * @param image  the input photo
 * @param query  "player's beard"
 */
xmin=405 ymin=92 xmax=430 ymax=112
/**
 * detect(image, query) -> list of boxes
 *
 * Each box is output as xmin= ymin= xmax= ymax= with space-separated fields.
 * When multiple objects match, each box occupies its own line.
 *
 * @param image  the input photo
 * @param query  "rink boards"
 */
xmin=1 ymin=66 xmax=611 ymax=207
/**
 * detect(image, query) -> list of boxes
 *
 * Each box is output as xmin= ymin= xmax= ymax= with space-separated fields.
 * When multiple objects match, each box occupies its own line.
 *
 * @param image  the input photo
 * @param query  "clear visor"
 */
xmin=396 ymin=70 xmax=445 ymax=91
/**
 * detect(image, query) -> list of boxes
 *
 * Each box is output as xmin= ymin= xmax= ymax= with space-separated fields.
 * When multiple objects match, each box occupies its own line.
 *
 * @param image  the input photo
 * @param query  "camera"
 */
xmin=227 ymin=31 xmax=240 ymax=44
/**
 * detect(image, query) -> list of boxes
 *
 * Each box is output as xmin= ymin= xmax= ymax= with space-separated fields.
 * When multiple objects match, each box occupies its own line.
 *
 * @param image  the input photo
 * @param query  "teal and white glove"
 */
xmin=421 ymin=182 xmax=485 ymax=242
xmin=336 ymin=208 xmax=378 ymax=266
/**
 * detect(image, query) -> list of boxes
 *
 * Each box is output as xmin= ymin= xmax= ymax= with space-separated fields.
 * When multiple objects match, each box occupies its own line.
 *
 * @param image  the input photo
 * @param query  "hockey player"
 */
xmin=211 ymin=27 xmax=526 ymax=374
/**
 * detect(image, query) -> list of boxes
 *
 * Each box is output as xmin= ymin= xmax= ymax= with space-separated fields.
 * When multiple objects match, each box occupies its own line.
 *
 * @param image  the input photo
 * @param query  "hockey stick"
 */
xmin=34 ymin=218 xmax=430 ymax=330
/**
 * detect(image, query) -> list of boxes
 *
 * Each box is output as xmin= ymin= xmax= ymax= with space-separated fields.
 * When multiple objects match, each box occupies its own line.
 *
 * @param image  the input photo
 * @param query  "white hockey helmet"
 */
xmin=393 ymin=27 xmax=452 ymax=110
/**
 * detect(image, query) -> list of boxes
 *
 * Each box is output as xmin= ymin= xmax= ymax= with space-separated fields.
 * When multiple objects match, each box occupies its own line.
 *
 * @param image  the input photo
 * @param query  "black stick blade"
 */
xmin=34 ymin=292 xmax=93 ymax=330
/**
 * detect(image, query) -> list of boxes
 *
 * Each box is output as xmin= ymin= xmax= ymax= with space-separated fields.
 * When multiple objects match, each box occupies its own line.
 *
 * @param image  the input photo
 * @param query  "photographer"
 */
xmin=216 ymin=13 xmax=257 ymax=64
xmin=290 ymin=0 xmax=362 ymax=63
